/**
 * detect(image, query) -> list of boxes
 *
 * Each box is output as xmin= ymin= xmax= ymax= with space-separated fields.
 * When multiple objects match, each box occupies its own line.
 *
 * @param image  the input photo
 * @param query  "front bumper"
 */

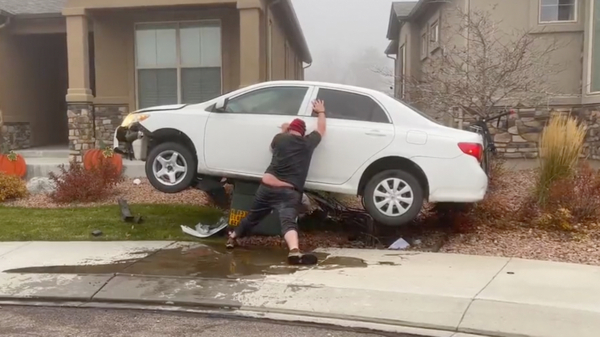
xmin=113 ymin=124 xmax=146 ymax=160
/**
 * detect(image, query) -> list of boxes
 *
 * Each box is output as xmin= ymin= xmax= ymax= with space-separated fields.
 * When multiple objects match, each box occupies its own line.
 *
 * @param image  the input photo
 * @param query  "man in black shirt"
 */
xmin=227 ymin=99 xmax=327 ymax=265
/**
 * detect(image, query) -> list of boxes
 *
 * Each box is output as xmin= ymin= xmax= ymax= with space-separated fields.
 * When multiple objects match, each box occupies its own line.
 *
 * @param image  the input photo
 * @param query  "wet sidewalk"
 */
xmin=0 ymin=241 xmax=598 ymax=337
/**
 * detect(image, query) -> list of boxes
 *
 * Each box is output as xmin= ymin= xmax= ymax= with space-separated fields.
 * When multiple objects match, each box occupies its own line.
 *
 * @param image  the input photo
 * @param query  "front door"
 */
xmin=203 ymin=85 xmax=314 ymax=177
xmin=305 ymin=87 xmax=395 ymax=185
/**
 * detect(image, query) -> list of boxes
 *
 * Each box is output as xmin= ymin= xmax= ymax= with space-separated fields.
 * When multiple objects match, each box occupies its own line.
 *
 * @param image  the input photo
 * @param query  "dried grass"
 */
xmin=537 ymin=113 xmax=586 ymax=203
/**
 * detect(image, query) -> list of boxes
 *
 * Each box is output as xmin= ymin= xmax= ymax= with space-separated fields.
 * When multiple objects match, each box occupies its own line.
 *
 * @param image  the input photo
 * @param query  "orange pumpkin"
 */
xmin=0 ymin=151 xmax=27 ymax=178
xmin=83 ymin=147 xmax=123 ymax=174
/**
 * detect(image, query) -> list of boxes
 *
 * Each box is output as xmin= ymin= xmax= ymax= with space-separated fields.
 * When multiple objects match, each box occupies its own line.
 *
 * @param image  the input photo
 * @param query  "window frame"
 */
xmin=420 ymin=31 xmax=428 ymax=60
xmin=539 ymin=0 xmax=578 ymax=24
xmin=133 ymin=20 xmax=224 ymax=110
xmin=222 ymin=85 xmax=312 ymax=116
xmin=430 ymin=21 xmax=439 ymax=43
xmin=312 ymin=87 xmax=392 ymax=124
xmin=398 ymin=44 xmax=406 ymax=99
xmin=588 ymin=0 xmax=600 ymax=93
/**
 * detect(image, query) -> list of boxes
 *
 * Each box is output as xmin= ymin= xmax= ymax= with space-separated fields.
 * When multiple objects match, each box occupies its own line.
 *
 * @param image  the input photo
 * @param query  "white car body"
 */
xmin=115 ymin=80 xmax=488 ymax=225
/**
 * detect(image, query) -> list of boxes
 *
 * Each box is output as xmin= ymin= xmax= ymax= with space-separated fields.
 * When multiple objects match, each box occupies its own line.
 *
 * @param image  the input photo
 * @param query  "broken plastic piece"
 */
xmin=181 ymin=215 xmax=229 ymax=239
xmin=388 ymin=238 xmax=410 ymax=250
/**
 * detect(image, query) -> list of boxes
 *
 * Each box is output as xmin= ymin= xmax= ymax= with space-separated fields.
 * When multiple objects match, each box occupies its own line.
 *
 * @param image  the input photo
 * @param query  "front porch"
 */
xmin=17 ymin=145 xmax=146 ymax=180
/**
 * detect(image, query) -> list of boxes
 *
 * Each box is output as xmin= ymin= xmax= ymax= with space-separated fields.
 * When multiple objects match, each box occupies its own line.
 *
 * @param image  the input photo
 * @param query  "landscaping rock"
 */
xmin=26 ymin=177 xmax=57 ymax=195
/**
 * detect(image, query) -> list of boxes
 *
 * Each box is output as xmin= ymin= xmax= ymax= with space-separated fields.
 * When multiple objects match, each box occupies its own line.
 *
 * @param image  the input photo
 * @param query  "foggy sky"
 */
xmin=292 ymin=0 xmax=410 ymax=86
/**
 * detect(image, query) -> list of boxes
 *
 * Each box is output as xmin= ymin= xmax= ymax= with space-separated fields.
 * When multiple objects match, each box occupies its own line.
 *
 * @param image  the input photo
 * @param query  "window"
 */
xmin=224 ymin=86 xmax=308 ymax=115
xmin=430 ymin=21 xmax=439 ymax=43
xmin=421 ymin=32 xmax=428 ymax=57
xmin=135 ymin=22 xmax=222 ymax=109
xmin=315 ymin=89 xmax=390 ymax=123
xmin=540 ymin=0 xmax=577 ymax=23
xmin=591 ymin=0 xmax=600 ymax=92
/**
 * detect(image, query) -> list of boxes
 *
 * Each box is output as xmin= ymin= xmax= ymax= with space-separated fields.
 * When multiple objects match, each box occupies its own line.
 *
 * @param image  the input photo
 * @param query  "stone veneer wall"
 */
xmin=94 ymin=105 xmax=128 ymax=147
xmin=458 ymin=106 xmax=600 ymax=160
xmin=0 ymin=122 xmax=31 ymax=150
xmin=67 ymin=104 xmax=95 ymax=163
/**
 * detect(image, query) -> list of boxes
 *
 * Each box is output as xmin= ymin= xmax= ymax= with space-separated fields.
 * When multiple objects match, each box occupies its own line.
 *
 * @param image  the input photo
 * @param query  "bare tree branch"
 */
xmin=375 ymin=5 xmax=571 ymax=119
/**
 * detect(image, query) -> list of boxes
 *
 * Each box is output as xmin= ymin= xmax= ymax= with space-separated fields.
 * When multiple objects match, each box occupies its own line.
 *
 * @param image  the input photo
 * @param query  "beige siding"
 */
xmin=470 ymin=0 xmax=584 ymax=99
xmin=92 ymin=7 xmax=241 ymax=109
xmin=267 ymin=6 xmax=303 ymax=81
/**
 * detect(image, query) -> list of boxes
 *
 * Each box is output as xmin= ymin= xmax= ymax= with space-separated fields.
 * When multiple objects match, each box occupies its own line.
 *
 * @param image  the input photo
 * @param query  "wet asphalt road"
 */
xmin=0 ymin=306 xmax=422 ymax=337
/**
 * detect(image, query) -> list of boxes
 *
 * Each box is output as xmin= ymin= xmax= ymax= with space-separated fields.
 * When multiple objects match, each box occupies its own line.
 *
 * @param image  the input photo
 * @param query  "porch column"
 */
xmin=64 ymin=10 xmax=95 ymax=163
xmin=237 ymin=0 xmax=264 ymax=87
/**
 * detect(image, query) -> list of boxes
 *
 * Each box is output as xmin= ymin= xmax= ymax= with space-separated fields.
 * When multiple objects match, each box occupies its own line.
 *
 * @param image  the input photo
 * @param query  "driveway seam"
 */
xmin=89 ymin=274 xmax=117 ymax=301
xmin=456 ymin=257 xmax=512 ymax=330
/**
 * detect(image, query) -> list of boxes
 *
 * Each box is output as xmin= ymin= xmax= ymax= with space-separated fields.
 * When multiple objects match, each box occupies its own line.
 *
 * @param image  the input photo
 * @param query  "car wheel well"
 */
xmin=147 ymin=128 xmax=198 ymax=163
xmin=358 ymin=157 xmax=430 ymax=199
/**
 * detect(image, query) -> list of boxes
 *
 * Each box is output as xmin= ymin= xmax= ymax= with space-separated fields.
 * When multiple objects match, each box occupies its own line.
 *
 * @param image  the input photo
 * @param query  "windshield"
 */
xmin=393 ymin=97 xmax=444 ymax=125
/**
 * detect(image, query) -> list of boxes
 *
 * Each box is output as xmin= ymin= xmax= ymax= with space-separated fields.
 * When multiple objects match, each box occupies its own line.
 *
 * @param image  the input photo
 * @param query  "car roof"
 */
xmin=256 ymin=80 xmax=389 ymax=99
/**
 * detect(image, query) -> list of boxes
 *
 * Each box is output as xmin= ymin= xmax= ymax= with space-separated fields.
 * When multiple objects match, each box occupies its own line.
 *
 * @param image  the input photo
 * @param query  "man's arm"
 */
xmin=312 ymin=99 xmax=326 ymax=137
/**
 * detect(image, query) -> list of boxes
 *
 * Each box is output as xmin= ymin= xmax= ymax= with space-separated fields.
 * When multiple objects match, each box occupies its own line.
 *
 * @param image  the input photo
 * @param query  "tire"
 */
xmin=363 ymin=169 xmax=424 ymax=227
xmin=145 ymin=142 xmax=196 ymax=193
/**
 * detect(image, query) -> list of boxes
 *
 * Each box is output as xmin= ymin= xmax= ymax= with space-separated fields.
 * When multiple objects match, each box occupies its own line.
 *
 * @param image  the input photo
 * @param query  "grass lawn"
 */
xmin=0 ymin=204 xmax=224 ymax=241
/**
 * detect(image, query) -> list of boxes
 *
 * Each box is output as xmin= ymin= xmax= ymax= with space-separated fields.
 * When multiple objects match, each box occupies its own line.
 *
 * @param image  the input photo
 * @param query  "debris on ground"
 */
xmin=388 ymin=238 xmax=410 ymax=250
xmin=181 ymin=213 xmax=229 ymax=239
xmin=91 ymin=230 xmax=103 ymax=237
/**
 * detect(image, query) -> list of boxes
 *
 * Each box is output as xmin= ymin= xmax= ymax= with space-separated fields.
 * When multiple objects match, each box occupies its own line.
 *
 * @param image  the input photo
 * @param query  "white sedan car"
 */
xmin=114 ymin=80 xmax=488 ymax=226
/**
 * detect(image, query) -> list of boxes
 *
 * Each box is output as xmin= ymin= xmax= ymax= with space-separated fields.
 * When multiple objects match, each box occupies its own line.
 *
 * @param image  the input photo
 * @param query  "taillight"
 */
xmin=458 ymin=142 xmax=483 ymax=162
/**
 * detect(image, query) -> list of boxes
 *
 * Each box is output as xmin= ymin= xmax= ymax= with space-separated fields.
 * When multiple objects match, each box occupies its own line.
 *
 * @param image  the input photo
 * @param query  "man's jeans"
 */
xmin=233 ymin=184 xmax=301 ymax=238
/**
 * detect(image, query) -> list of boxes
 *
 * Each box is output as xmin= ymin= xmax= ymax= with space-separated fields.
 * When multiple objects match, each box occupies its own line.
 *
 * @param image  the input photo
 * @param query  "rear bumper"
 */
xmin=411 ymin=155 xmax=488 ymax=203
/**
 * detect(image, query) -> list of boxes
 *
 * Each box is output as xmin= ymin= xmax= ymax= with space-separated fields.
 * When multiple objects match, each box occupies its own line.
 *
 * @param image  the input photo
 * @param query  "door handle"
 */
xmin=365 ymin=130 xmax=386 ymax=137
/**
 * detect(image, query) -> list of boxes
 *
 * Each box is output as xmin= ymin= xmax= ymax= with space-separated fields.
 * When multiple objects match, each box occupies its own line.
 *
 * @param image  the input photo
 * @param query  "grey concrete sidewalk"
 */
xmin=0 ymin=241 xmax=598 ymax=337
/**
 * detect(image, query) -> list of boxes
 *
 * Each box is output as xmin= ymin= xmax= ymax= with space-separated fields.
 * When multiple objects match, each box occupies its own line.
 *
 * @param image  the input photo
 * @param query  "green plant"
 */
xmin=536 ymin=113 xmax=586 ymax=204
xmin=0 ymin=172 xmax=28 ymax=202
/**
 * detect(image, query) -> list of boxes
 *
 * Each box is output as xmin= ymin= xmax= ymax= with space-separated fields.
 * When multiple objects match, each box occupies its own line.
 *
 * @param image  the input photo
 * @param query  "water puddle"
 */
xmin=4 ymin=242 xmax=367 ymax=279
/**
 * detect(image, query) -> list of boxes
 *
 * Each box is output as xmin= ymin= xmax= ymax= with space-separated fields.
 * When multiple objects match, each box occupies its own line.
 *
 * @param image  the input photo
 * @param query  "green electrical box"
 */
xmin=227 ymin=180 xmax=281 ymax=236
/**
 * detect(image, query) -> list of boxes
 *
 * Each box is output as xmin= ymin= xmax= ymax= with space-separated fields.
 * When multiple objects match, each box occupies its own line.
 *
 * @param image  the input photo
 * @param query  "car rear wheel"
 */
xmin=145 ymin=142 xmax=196 ymax=193
xmin=363 ymin=169 xmax=424 ymax=226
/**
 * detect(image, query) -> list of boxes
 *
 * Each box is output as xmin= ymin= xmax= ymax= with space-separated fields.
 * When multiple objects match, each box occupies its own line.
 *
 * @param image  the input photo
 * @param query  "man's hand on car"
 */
xmin=312 ymin=99 xmax=325 ymax=114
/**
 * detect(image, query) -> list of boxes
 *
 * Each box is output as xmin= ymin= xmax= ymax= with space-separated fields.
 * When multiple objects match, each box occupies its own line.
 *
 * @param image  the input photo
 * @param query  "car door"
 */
xmin=203 ymin=84 xmax=314 ymax=176
xmin=304 ymin=87 xmax=395 ymax=185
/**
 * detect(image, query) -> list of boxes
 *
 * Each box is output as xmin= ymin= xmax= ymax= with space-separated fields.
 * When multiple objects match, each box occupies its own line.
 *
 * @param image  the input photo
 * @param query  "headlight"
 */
xmin=121 ymin=113 xmax=150 ymax=128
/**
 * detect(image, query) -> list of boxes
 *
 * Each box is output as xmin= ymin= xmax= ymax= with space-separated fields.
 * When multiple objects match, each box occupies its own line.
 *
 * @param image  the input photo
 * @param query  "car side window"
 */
xmin=315 ymin=88 xmax=390 ymax=123
xmin=224 ymin=86 xmax=308 ymax=116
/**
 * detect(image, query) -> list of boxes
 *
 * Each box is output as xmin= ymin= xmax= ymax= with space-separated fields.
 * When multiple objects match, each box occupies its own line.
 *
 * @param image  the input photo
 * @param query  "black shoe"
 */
xmin=287 ymin=249 xmax=318 ymax=265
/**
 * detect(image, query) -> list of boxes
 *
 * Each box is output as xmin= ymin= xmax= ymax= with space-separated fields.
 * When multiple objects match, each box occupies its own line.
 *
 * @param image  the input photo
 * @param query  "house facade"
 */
xmin=385 ymin=0 xmax=600 ymax=160
xmin=0 ymin=0 xmax=310 ymax=162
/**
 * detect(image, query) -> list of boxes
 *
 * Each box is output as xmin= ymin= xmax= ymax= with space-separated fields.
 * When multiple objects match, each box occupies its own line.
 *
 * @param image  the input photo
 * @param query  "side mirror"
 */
xmin=214 ymin=97 xmax=228 ymax=112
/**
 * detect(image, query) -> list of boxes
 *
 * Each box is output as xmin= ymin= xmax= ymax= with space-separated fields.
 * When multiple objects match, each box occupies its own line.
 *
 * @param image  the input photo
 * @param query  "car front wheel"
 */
xmin=145 ymin=142 xmax=196 ymax=193
xmin=363 ymin=169 xmax=424 ymax=226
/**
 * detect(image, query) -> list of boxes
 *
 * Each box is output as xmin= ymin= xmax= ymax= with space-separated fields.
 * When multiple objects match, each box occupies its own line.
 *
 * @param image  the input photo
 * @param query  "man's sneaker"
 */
xmin=226 ymin=236 xmax=237 ymax=249
xmin=287 ymin=249 xmax=318 ymax=265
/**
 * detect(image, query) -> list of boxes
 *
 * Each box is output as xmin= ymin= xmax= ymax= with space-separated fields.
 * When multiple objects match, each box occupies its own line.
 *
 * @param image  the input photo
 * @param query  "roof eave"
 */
xmin=384 ymin=40 xmax=399 ymax=55
xmin=0 ymin=9 xmax=14 ymax=17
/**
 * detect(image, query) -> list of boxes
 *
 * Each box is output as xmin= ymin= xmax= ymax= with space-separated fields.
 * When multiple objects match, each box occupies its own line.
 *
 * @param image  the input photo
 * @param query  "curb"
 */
xmin=0 ymin=298 xmax=487 ymax=337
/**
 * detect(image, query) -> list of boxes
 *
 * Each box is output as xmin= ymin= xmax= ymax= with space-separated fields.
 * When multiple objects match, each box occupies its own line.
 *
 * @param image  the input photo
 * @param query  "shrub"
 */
xmin=536 ymin=113 xmax=586 ymax=204
xmin=0 ymin=172 xmax=28 ymax=202
xmin=537 ymin=161 xmax=600 ymax=230
xmin=49 ymin=157 xmax=124 ymax=203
